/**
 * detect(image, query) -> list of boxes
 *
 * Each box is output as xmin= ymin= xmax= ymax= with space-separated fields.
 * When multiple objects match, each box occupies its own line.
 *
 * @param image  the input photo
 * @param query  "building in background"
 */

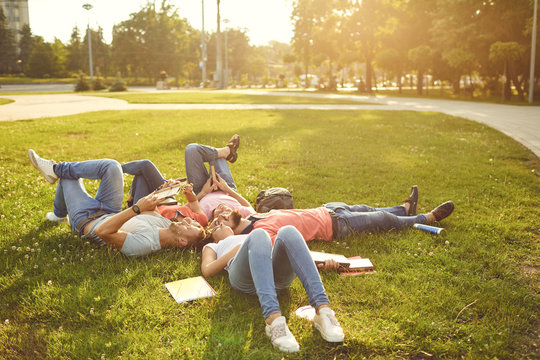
xmin=0 ymin=0 xmax=29 ymax=45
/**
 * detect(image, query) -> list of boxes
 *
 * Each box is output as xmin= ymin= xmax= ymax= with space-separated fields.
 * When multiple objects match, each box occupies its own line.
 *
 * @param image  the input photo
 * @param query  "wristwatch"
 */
xmin=132 ymin=205 xmax=141 ymax=214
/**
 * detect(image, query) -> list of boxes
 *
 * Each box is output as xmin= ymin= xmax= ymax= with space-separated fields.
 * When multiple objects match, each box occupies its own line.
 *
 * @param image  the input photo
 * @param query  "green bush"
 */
xmin=92 ymin=77 xmax=107 ymax=91
xmin=74 ymin=73 xmax=91 ymax=92
xmin=109 ymin=74 xmax=127 ymax=92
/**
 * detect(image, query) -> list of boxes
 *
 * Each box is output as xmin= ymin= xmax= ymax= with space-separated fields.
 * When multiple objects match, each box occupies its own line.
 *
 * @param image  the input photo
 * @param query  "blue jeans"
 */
xmin=184 ymin=143 xmax=236 ymax=195
xmin=53 ymin=159 xmax=124 ymax=233
xmin=121 ymin=160 xmax=165 ymax=204
xmin=323 ymin=202 xmax=429 ymax=238
xmin=228 ymin=227 xmax=330 ymax=319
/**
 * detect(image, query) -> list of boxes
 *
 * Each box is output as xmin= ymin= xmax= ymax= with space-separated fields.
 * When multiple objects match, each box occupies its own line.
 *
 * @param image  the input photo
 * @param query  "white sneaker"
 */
xmin=28 ymin=149 xmax=58 ymax=184
xmin=265 ymin=316 xmax=300 ymax=353
xmin=46 ymin=212 xmax=68 ymax=224
xmin=313 ymin=307 xmax=345 ymax=342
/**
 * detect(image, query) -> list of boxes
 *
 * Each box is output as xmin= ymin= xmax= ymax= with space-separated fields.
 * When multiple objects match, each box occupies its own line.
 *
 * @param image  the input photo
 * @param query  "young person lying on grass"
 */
xmin=28 ymin=150 xmax=206 ymax=257
xmin=201 ymin=224 xmax=344 ymax=353
xmin=206 ymin=186 xmax=455 ymax=244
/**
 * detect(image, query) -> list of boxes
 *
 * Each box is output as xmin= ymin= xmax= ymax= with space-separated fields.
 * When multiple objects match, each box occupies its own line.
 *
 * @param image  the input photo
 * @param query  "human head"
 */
xmin=168 ymin=217 xmax=206 ymax=248
xmin=211 ymin=203 xmax=233 ymax=221
xmin=210 ymin=222 xmax=234 ymax=243
xmin=209 ymin=209 xmax=242 ymax=231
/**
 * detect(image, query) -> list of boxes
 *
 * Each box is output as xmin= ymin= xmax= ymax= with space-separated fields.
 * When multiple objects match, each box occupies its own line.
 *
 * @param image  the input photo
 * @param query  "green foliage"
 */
xmin=0 ymin=7 xmax=17 ymax=73
xmin=108 ymin=74 xmax=127 ymax=92
xmin=74 ymin=73 xmax=91 ymax=92
xmin=92 ymin=77 xmax=107 ymax=91
xmin=25 ymin=37 xmax=58 ymax=78
xmin=0 ymin=108 xmax=538 ymax=358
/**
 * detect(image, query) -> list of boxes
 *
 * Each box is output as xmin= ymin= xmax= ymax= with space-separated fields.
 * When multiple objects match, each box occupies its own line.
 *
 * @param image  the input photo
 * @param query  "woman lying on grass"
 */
xmin=200 ymin=224 xmax=344 ymax=353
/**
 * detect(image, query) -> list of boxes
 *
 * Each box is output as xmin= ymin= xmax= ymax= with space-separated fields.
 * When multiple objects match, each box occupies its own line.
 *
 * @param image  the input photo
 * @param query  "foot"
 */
xmin=429 ymin=201 xmax=455 ymax=222
xmin=46 ymin=212 xmax=68 ymax=224
xmin=265 ymin=316 xmax=300 ymax=353
xmin=28 ymin=149 xmax=58 ymax=184
xmin=226 ymin=134 xmax=240 ymax=163
xmin=404 ymin=185 xmax=419 ymax=216
xmin=313 ymin=307 xmax=345 ymax=342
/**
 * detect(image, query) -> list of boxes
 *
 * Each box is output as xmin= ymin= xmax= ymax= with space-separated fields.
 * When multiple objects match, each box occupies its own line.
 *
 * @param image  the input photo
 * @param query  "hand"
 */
xmin=201 ymin=177 xmax=217 ymax=195
xmin=183 ymin=183 xmax=194 ymax=196
xmin=317 ymin=259 xmax=340 ymax=271
xmin=135 ymin=193 xmax=160 ymax=212
xmin=215 ymin=174 xmax=232 ymax=193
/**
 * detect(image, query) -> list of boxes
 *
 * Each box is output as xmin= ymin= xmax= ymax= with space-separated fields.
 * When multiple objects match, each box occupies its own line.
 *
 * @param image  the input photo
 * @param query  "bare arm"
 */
xmin=201 ymin=244 xmax=241 ymax=277
xmin=196 ymin=177 xmax=217 ymax=201
xmin=183 ymin=183 xmax=203 ymax=213
xmin=95 ymin=194 xmax=160 ymax=250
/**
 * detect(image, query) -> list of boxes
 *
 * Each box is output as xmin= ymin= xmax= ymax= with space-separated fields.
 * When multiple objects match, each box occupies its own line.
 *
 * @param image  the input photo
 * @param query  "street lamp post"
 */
xmin=82 ymin=3 xmax=94 ymax=80
xmin=529 ymin=0 xmax=538 ymax=104
xmin=201 ymin=0 xmax=207 ymax=87
xmin=223 ymin=18 xmax=229 ymax=88
xmin=216 ymin=0 xmax=223 ymax=89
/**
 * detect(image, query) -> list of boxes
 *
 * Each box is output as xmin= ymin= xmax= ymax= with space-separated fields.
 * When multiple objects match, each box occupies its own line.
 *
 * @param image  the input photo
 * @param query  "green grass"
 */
xmin=96 ymin=91 xmax=375 ymax=104
xmin=0 ymin=77 xmax=76 ymax=84
xmin=0 ymin=109 xmax=538 ymax=359
xmin=0 ymin=98 xmax=14 ymax=105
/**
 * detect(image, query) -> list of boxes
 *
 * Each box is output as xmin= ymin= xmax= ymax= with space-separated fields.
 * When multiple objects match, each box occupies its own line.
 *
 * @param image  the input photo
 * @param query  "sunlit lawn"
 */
xmin=96 ymin=91 xmax=375 ymax=104
xmin=0 ymin=109 xmax=538 ymax=359
xmin=0 ymin=98 xmax=14 ymax=105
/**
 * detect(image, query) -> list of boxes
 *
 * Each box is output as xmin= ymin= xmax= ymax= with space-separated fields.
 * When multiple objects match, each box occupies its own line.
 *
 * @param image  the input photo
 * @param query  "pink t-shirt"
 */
xmin=199 ymin=191 xmax=255 ymax=219
xmin=252 ymin=208 xmax=333 ymax=244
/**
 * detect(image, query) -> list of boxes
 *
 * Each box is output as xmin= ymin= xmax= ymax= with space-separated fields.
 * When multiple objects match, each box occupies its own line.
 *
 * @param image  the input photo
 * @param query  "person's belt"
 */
xmin=76 ymin=210 xmax=108 ymax=235
xmin=326 ymin=208 xmax=338 ymax=239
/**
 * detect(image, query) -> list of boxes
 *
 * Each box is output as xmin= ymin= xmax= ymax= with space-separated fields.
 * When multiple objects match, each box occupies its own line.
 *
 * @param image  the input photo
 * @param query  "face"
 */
xmin=212 ymin=203 xmax=233 ymax=220
xmin=210 ymin=222 xmax=234 ymax=243
xmin=169 ymin=218 xmax=203 ymax=247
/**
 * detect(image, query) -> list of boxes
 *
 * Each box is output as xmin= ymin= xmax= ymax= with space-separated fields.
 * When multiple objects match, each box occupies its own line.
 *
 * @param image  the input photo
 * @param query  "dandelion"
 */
xmin=53 ymin=257 xmax=57 ymax=262
xmin=34 ymin=265 xmax=38 ymax=269
xmin=11 ymin=246 xmax=16 ymax=251
xmin=24 ymin=254 xmax=29 ymax=259
xmin=90 ymin=308 xmax=94 ymax=315
xmin=31 ymin=249 xmax=35 ymax=253
xmin=80 ymin=258 xmax=84 ymax=262
xmin=445 ymin=240 xmax=450 ymax=245
xmin=47 ymin=280 xmax=52 ymax=286
xmin=429 ymin=252 xmax=434 ymax=256
xmin=58 ymin=326 xmax=63 ymax=331
xmin=26 ymin=247 xmax=30 ymax=252
xmin=4 ymin=319 xmax=9 ymax=325
xmin=33 ymin=242 xmax=38 ymax=247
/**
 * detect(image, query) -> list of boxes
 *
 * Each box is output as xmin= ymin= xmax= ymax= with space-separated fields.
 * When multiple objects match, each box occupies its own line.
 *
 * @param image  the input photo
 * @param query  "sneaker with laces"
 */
xmin=265 ymin=316 xmax=300 ymax=353
xmin=28 ymin=149 xmax=58 ymax=184
xmin=46 ymin=212 xmax=68 ymax=224
xmin=313 ymin=307 xmax=345 ymax=342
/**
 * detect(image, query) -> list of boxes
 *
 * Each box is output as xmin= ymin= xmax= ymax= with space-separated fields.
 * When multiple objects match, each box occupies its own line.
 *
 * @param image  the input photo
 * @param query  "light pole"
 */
xmin=529 ymin=0 xmax=538 ymax=104
xmin=216 ymin=0 xmax=223 ymax=89
xmin=82 ymin=3 xmax=94 ymax=80
xmin=201 ymin=0 xmax=207 ymax=87
xmin=223 ymin=18 xmax=229 ymax=88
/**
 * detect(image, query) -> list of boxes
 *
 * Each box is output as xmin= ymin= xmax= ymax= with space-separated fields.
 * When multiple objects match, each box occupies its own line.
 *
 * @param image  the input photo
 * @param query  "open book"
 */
xmin=310 ymin=251 xmax=374 ymax=275
xmin=153 ymin=181 xmax=186 ymax=200
xmin=164 ymin=276 xmax=216 ymax=304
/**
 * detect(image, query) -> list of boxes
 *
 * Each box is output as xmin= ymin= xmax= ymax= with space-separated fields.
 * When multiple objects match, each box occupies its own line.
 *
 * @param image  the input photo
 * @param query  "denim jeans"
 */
xmin=228 ymin=227 xmax=329 ymax=319
xmin=121 ymin=160 xmax=165 ymax=204
xmin=323 ymin=202 xmax=429 ymax=238
xmin=53 ymin=159 xmax=124 ymax=233
xmin=184 ymin=143 xmax=236 ymax=195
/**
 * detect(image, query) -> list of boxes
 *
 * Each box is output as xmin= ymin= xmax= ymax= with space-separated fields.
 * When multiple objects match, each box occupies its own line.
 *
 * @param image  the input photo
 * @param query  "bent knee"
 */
xmin=277 ymin=225 xmax=301 ymax=238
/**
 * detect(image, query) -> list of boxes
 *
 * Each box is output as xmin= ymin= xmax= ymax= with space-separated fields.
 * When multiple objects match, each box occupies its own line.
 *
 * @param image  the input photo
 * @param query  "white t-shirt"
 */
xmin=119 ymin=214 xmax=171 ymax=256
xmin=203 ymin=234 xmax=248 ymax=271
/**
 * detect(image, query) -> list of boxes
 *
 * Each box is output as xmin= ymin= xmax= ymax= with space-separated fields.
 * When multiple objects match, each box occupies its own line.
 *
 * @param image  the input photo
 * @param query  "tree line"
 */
xmin=291 ymin=0 xmax=539 ymax=100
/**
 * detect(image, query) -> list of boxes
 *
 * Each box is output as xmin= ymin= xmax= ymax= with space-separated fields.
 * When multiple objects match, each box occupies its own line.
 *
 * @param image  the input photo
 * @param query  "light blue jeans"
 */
xmin=323 ymin=202 xmax=429 ymax=238
xmin=184 ymin=143 xmax=236 ymax=195
xmin=121 ymin=160 xmax=166 ymax=204
xmin=53 ymin=159 xmax=124 ymax=233
xmin=228 ymin=227 xmax=330 ymax=319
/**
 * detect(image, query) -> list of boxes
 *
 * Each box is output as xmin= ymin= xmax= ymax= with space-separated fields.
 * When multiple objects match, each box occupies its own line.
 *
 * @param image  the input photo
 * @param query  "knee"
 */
xmin=104 ymin=159 xmax=122 ymax=173
xmin=277 ymin=225 xmax=302 ymax=240
xmin=246 ymin=229 xmax=272 ymax=248
xmin=185 ymin=143 xmax=200 ymax=155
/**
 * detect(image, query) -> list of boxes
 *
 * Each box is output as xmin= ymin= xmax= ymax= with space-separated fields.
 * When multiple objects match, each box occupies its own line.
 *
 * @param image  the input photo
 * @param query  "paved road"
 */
xmin=1 ymin=88 xmax=538 ymax=158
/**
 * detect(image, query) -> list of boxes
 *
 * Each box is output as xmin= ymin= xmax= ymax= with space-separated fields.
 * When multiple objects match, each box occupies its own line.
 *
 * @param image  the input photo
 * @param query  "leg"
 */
xmin=121 ymin=160 xmax=166 ymax=203
xmin=185 ymin=143 xmax=237 ymax=194
xmin=334 ymin=209 xmax=429 ymax=238
xmin=271 ymin=226 xmax=329 ymax=309
xmin=227 ymin=229 xmax=280 ymax=319
xmin=324 ymin=201 xmax=407 ymax=216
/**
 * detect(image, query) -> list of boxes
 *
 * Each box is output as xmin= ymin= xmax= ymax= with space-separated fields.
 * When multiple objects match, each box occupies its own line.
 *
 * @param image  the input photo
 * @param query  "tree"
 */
xmin=408 ymin=45 xmax=432 ymax=95
xmin=489 ymin=41 xmax=526 ymax=101
xmin=25 ymin=36 xmax=57 ymax=78
xmin=66 ymin=27 xmax=82 ymax=74
xmin=82 ymin=27 xmax=110 ymax=77
xmin=18 ymin=24 xmax=33 ymax=73
xmin=291 ymin=0 xmax=316 ymax=87
xmin=0 ymin=7 xmax=16 ymax=73
xmin=443 ymin=48 xmax=478 ymax=95
xmin=375 ymin=48 xmax=403 ymax=92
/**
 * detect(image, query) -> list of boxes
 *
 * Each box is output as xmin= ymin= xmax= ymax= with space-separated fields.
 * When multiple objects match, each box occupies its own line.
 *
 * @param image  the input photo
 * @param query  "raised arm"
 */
xmin=183 ymin=183 xmax=203 ymax=213
xmin=95 ymin=194 xmax=160 ymax=250
xmin=214 ymin=174 xmax=251 ymax=207
xmin=201 ymin=244 xmax=241 ymax=277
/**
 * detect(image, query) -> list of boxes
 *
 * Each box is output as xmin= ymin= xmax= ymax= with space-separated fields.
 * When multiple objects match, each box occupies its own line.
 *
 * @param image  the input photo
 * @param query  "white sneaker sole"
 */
xmin=28 ymin=149 xmax=57 ymax=184
xmin=314 ymin=322 xmax=345 ymax=342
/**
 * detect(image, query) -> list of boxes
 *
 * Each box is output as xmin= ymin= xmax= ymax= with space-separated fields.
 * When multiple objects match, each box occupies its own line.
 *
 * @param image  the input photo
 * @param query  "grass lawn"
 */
xmin=96 ymin=91 xmax=375 ymax=105
xmin=0 ymin=109 xmax=538 ymax=359
xmin=0 ymin=98 xmax=14 ymax=105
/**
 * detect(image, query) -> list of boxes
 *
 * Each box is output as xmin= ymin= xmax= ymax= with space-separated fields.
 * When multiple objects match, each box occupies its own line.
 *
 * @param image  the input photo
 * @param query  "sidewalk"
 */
xmin=1 ymin=90 xmax=539 ymax=158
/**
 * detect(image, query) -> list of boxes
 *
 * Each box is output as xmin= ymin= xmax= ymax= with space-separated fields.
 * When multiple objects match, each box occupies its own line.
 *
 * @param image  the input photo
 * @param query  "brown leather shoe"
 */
xmin=404 ymin=185 xmax=418 ymax=216
xmin=226 ymin=134 xmax=240 ymax=163
xmin=430 ymin=201 xmax=454 ymax=222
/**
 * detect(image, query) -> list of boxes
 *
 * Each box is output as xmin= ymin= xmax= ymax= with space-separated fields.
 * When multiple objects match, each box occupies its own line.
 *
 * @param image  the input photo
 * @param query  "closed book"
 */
xmin=165 ymin=276 xmax=216 ymax=304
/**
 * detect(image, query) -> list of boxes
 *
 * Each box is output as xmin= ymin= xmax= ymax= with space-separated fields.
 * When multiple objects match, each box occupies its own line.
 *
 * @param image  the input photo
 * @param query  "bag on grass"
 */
xmin=254 ymin=187 xmax=294 ymax=213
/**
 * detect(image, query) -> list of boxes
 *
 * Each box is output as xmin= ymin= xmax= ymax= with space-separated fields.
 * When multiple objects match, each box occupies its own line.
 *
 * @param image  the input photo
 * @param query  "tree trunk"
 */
xmin=365 ymin=57 xmax=373 ymax=93
xmin=511 ymin=73 xmax=524 ymax=101
xmin=417 ymin=69 xmax=424 ymax=95
xmin=503 ymin=60 xmax=512 ymax=101
xmin=398 ymin=72 xmax=402 ymax=94
xmin=453 ymin=75 xmax=461 ymax=95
